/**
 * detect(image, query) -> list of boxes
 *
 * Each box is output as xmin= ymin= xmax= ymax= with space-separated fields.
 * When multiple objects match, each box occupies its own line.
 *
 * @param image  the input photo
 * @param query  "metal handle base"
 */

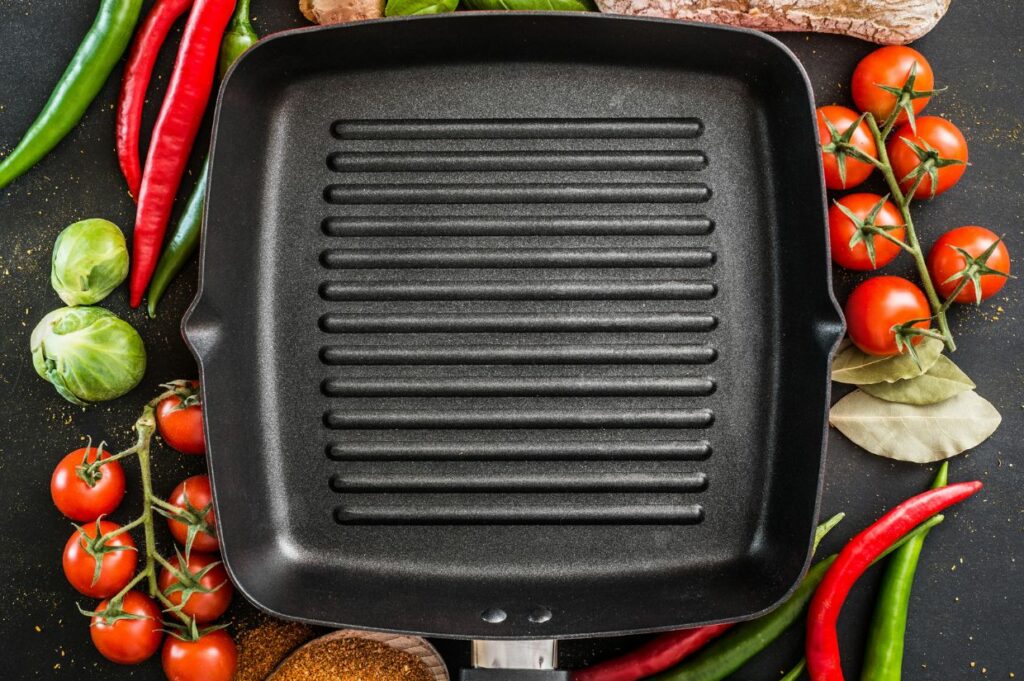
xmin=460 ymin=671 xmax=571 ymax=680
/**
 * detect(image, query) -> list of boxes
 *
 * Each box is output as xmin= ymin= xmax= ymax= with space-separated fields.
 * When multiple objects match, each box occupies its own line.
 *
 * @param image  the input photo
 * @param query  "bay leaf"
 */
xmin=829 ymin=389 xmax=1001 ymax=463
xmin=831 ymin=337 xmax=943 ymax=385
xmin=860 ymin=355 xmax=976 ymax=405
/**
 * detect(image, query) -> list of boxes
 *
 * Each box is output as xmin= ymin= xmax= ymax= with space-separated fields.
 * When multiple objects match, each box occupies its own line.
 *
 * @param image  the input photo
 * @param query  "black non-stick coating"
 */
xmin=185 ymin=13 xmax=844 ymax=639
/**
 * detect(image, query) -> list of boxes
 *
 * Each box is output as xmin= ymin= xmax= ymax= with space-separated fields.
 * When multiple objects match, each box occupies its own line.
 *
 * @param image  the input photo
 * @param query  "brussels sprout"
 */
xmin=51 ymin=218 xmax=129 ymax=306
xmin=31 ymin=307 xmax=146 ymax=406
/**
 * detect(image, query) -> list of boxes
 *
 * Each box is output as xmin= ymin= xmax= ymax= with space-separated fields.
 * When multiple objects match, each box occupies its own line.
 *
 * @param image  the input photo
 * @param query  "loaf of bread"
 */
xmin=594 ymin=0 xmax=951 ymax=44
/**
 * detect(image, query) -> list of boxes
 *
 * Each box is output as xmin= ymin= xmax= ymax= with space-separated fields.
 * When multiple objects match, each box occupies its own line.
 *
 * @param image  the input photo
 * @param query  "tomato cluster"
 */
xmin=51 ymin=385 xmax=236 ymax=681
xmin=817 ymin=46 xmax=1011 ymax=356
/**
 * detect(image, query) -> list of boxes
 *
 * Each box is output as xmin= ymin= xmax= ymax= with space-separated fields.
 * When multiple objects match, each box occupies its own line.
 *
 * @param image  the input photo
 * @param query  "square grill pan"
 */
xmin=184 ymin=13 xmax=844 ymax=639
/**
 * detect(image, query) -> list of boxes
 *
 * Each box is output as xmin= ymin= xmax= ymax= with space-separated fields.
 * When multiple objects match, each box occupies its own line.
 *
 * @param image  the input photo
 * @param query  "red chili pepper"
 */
xmin=129 ymin=0 xmax=237 ymax=308
xmin=572 ymin=624 xmax=733 ymax=681
xmin=116 ymin=0 xmax=194 ymax=199
xmin=805 ymin=481 xmax=982 ymax=681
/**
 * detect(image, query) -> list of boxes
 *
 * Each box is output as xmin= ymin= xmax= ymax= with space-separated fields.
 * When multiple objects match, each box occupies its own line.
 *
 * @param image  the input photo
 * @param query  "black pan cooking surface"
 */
xmin=185 ymin=13 xmax=843 ymax=639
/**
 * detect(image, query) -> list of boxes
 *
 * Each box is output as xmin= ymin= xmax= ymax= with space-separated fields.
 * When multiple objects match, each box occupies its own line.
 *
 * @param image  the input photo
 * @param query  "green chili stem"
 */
xmin=865 ymin=114 xmax=955 ymax=351
xmin=815 ymin=513 xmax=846 ymax=552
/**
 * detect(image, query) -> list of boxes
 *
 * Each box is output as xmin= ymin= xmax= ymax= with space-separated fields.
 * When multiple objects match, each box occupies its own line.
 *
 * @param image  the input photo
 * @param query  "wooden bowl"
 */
xmin=267 ymin=628 xmax=449 ymax=681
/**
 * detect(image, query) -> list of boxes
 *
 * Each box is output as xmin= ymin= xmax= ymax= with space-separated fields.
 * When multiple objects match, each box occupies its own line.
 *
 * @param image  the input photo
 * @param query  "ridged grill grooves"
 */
xmin=325 ymin=440 xmax=712 ymax=461
xmin=319 ymin=312 xmax=718 ymax=334
xmin=320 ymin=116 xmax=717 ymax=526
xmin=321 ymin=215 xmax=714 ymax=237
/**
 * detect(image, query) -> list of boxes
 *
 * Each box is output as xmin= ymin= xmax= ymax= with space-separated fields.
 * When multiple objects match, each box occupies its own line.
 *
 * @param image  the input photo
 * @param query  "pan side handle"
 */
xmin=461 ymin=672 xmax=570 ymax=680
xmin=462 ymin=641 xmax=569 ymax=680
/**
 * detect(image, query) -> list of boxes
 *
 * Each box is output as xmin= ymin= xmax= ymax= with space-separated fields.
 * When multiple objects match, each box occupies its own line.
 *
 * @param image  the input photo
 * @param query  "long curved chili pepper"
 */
xmin=860 ymin=463 xmax=948 ymax=681
xmin=130 ymin=0 xmax=237 ymax=308
xmin=647 ymin=515 xmax=944 ymax=681
xmin=0 ymin=0 xmax=142 ymax=190
xmin=806 ymin=480 xmax=982 ymax=681
xmin=116 ymin=0 xmax=194 ymax=199
xmin=145 ymin=0 xmax=258 ymax=316
xmin=572 ymin=625 xmax=734 ymax=681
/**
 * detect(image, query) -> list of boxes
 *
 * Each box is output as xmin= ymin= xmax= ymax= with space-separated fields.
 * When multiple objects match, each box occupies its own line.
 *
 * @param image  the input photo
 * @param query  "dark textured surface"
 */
xmin=190 ymin=13 xmax=840 ymax=639
xmin=0 ymin=1 xmax=1020 ymax=679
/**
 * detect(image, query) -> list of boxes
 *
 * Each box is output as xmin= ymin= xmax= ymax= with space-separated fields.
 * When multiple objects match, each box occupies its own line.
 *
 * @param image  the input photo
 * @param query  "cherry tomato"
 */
xmin=817 ymin=105 xmax=877 ymax=190
xmin=156 ymin=382 xmax=205 ymax=455
xmin=89 ymin=591 xmax=163 ymax=665
xmin=887 ymin=117 xmax=968 ymax=199
xmin=852 ymin=46 xmax=935 ymax=124
xmin=845 ymin=276 xmax=931 ymax=356
xmin=828 ymin=193 xmax=906 ymax=271
xmin=162 ymin=629 xmax=237 ymax=681
xmin=166 ymin=475 xmax=219 ymax=553
xmin=158 ymin=552 xmax=233 ymax=623
xmin=62 ymin=520 xmax=137 ymax=598
xmin=51 ymin=446 xmax=125 ymax=522
xmin=928 ymin=226 xmax=1011 ymax=303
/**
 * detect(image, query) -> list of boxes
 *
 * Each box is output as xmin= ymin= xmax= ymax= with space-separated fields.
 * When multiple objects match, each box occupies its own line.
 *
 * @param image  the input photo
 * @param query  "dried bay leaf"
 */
xmin=831 ymin=337 xmax=943 ymax=385
xmin=829 ymin=389 xmax=1001 ymax=463
xmin=860 ymin=355 xmax=975 ymax=405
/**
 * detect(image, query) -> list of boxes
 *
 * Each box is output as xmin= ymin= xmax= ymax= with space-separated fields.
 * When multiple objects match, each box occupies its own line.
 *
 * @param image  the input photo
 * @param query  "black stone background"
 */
xmin=0 ymin=1 xmax=1020 ymax=678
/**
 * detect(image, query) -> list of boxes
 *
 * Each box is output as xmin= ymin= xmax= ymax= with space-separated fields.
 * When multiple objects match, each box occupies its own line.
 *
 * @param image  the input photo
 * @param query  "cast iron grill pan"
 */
xmin=185 ymin=13 xmax=843 ymax=640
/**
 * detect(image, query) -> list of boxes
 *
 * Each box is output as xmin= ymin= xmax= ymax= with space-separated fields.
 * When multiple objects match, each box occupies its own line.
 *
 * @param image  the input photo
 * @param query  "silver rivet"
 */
xmin=481 ymin=608 xmax=507 ymax=624
xmin=528 ymin=607 xmax=553 ymax=624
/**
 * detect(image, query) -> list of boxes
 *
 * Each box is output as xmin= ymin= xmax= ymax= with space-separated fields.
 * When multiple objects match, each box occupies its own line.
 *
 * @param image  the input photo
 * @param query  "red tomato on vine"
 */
xmin=158 ymin=551 xmax=233 ymax=623
xmin=887 ymin=117 xmax=968 ymax=199
xmin=156 ymin=381 xmax=205 ymax=455
xmin=852 ymin=46 xmax=936 ymax=125
xmin=817 ymin=105 xmax=877 ymax=190
xmin=828 ymin=193 xmax=906 ymax=271
xmin=928 ymin=226 xmax=1011 ymax=303
xmin=88 ymin=591 xmax=163 ymax=664
xmin=162 ymin=629 xmax=237 ymax=681
xmin=51 ymin=445 xmax=125 ymax=521
xmin=845 ymin=277 xmax=931 ymax=357
xmin=62 ymin=520 xmax=137 ymax=598
xmin=165 ymin=475 xmax=219 ymax=553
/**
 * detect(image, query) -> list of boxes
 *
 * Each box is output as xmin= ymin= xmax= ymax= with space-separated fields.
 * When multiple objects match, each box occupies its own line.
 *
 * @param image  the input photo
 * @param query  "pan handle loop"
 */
xmin=462 ymin=640 xmax=568 ymax=680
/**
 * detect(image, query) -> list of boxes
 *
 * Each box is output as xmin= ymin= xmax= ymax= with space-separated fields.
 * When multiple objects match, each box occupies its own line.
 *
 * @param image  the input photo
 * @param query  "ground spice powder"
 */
xmin=234 ymin=619 xmax=317 ymax=681
xmin=270 ymin=636 xmax=434 ymax=681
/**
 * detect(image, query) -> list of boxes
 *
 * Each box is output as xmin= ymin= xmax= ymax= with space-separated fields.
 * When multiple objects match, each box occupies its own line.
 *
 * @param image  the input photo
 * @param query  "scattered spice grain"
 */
xmin=234 ymin=618 xmax=317 ymax=681
xmin=270 ymin=636 xmax=433 ymax=681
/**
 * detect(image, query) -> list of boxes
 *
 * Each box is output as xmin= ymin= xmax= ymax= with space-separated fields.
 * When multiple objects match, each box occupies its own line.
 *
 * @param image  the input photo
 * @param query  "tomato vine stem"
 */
xmin=102 ymin=381 xmax=195 ymax=628
xmin=864 ymin=114 xmax=956 ymax=352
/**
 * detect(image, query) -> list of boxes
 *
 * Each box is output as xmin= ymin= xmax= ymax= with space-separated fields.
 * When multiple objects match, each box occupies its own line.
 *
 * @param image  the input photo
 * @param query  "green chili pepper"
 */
xmin=0 ymin=0 xmax=143 ymax=190
xmin=860 ymin=463 xmax=949 ymax=681
xmin=146 ymin=0 xmax=258 ymax=317
xmin=648 ymin=515 xmax=945 ymax=681
xmin=218 ymin=0 xmax=257 ymax=78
